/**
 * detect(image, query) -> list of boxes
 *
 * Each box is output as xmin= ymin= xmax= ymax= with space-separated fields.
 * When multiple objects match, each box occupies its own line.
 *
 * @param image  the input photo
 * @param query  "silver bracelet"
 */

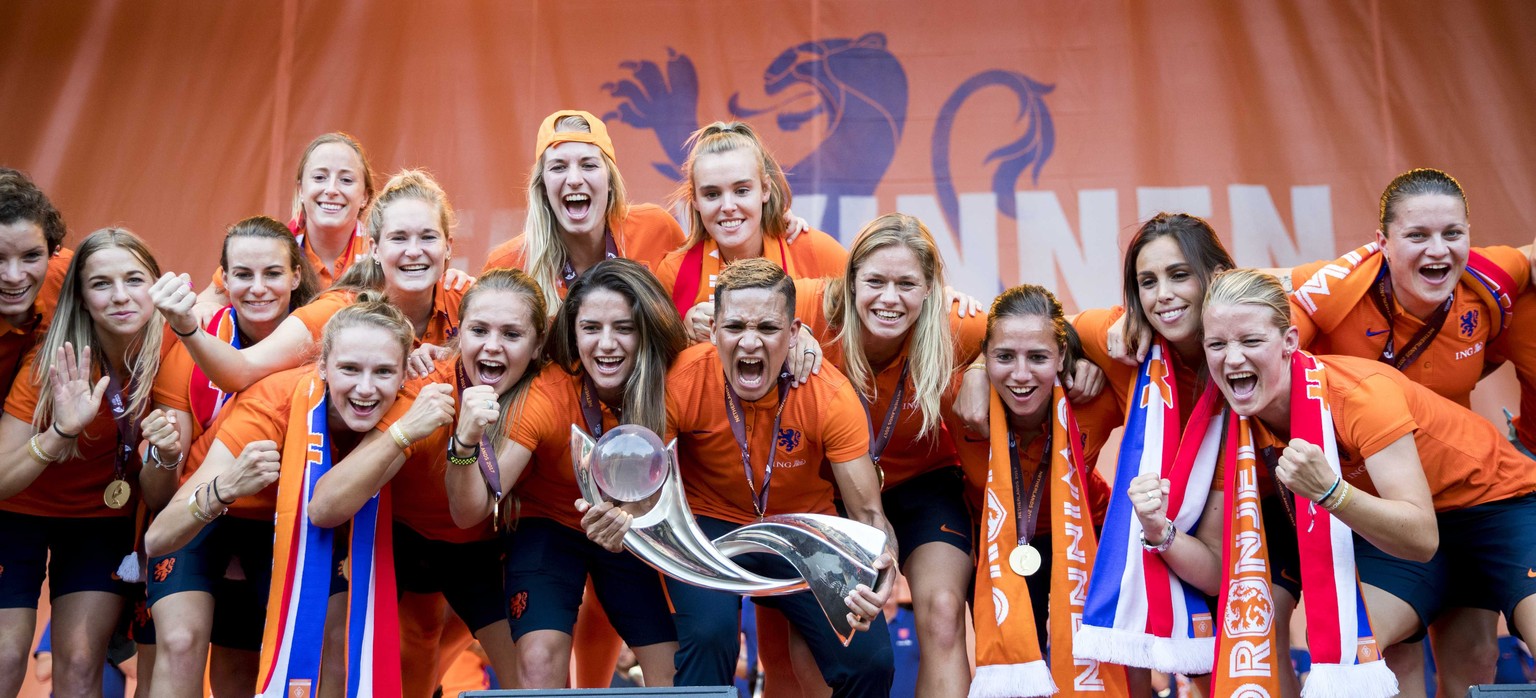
xmin=1140 ymin=519 xmax=1177 ymax=554
xmin=148 ymin=444 xmax=185 ymax=471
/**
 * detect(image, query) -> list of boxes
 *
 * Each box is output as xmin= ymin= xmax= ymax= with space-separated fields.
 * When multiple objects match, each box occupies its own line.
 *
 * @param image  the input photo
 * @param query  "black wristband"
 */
xmin=51 ymin=423 xmax=79 ymax=439
xmin=211 ymin=476 xmax=233 ymax=506
xmin=172 ymin=324 xmax=198 ymax=338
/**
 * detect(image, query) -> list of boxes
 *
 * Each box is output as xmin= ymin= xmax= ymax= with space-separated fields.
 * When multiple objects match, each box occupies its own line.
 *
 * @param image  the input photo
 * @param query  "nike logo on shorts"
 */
xmin=940 ymin=523 xmax=966 ymax=537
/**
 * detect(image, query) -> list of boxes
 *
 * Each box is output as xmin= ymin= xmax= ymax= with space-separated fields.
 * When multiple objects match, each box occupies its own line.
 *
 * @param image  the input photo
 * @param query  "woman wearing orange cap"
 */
xmin=483 ymin=110 xmax=685 ymax=310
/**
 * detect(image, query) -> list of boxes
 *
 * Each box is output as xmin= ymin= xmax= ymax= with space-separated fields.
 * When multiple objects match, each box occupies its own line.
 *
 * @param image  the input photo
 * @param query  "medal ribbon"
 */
xmin=1007 ymin=431 xmax=1052 ymax=548
xmin=1369 ymin=265 xmax=1453 ymax=370
xmin=858 ymin=360 xmax=908 ymax=466
xmin=724 ymin=366 xmax=793 ymax=518
xmin=577 ymin=374 xmax=608 ymax=440
xmin=104 ymin=363 xmax=141 ymax=488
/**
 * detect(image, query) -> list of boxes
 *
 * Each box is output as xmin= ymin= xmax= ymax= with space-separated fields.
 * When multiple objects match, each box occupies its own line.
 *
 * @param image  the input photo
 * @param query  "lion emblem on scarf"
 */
xmin=1223 ymin=578 xmax=1274 ymax=638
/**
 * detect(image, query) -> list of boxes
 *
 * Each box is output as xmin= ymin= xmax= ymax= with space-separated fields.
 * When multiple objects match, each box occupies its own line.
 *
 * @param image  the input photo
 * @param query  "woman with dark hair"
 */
xmin=955 ymin=283 xmax=1124 ymax=696
xmin=0 ymin=228 xmax=172 ymax=696
xmin=1064 ymin=213 xmax=1237 ymax=688
xmin=447 ymin=258 xmax=686 ymax=688
xmin=143 ymin=216 xmax=319 ymax=697
xmin=1280 ymin=168 xmax=1533 ymax=694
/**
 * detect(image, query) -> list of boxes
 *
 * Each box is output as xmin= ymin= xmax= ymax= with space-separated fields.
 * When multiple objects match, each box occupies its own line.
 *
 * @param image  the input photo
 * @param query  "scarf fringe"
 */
xmin=969 ymin=660 xmax=1057 ymax=698
xmin=1302 ymin=660 xmax=1398 ymax=698
xmin=1072 ymin=624 xmax=1213 ymax=674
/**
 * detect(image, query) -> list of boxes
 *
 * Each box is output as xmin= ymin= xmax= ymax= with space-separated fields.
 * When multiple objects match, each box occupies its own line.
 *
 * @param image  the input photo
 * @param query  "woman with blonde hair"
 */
xmin=483 ymin=110 xmax=684 ymax=310
xmin=306 ymin=269 xmax=551 ymax=695
xmin=790 ymin=213 xmax=981 ymax=695
xmin=0 ymin=228 xmax=177 ymax=696
xmin=656 ymin=121 xmax=848 ymax=344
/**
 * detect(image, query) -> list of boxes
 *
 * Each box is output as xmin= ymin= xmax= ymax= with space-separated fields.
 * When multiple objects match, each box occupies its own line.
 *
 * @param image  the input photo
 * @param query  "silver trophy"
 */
xmin=572 ymin=425 xmax=889 ymax=645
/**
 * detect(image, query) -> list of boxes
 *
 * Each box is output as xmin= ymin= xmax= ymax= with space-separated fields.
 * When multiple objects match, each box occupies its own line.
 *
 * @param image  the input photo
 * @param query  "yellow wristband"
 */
xmin=389 ymin=423 xmax=413 ymax=451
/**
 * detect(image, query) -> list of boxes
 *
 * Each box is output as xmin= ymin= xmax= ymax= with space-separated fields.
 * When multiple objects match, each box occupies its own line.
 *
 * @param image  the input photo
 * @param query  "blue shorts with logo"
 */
xmin=881 ymin=466 xmax=973 ymax=566
xmin=147 ymin=516 xmax=274 ymax=652
xmin=0 ymin=510 xmax=134 ymax=608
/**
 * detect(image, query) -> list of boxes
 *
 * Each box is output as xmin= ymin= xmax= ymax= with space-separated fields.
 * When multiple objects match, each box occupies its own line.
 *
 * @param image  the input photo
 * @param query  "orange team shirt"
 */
xmin=213 ymin=365 xmax=413 ymax=520
xmin=794 ymin=277 xmax=987 ymax=488
xmin=151 ymin=343 xmax=212 ymax=447
xmin=1074 ymin=306 xmax=1205 ymax=424
xmin=653 ymin=229 xmax=849 ymax=308
xmin=0 ymin=249 xmax=72 ymax=400
xmin=212 ymin=221 xmax=369 ymax=292
xmin=505 ymin=363 xmax=619 ymax=531
xmin=293 ymin=282 xmax=465 ymax=347
xmin=1289 ymin=245 xmax=1530 ymax=407
xmin=375 ymin=358 xmax=494 ymax=543
xmin=1 ymin=344 xmax=147 ymax=517
xmin=1245 ymin=354 xmax=1536 ymax=512
xmin=945 ymin=373 xmax=1122 ymax=524
xmin=480 ymin=203 xmax=685 ymax=283
xmin=664 ymin=343 xmax=870 ymax=525
xmin=1488 ymin=288 xmax=1536 ymax=451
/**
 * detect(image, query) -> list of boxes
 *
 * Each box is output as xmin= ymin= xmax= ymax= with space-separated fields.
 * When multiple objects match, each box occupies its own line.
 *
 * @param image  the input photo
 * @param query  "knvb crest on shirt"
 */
xmin=1460 ymin=308 xmax=1479 ymax=338
xmin=776 ymin=427 xmax=802 ymax=454
xmin=603 ymin=33 xmax=1055 ymax=240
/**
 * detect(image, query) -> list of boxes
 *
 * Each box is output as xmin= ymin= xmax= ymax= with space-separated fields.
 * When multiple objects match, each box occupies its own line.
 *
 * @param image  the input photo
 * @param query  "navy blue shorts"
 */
xmin=147 ymin=516 xmax=274 ymax=652
xmin=126 ymin=583 xmax=155 ymax=645
xmin=393 ymin=523 xmax=506 ymax=632
xmin=881 ymin=466 xmax=973 ymax=566
xmin=501 ymin=516 xmax=675 ymax=646
xmin=1356 ymin=493 xmax=1536 ymax=641
xmin=0 ymin=510 xmax=134 ymax=608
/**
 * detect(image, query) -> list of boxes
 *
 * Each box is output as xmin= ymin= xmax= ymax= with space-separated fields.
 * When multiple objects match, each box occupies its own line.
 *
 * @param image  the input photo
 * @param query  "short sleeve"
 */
xmin=821 ymin=379 xmax=872 ymax=464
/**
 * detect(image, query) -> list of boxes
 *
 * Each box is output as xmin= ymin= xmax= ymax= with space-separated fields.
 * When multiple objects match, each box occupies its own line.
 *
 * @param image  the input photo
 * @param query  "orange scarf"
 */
xmin=972 ymin=384 xmax=1127 ymax=697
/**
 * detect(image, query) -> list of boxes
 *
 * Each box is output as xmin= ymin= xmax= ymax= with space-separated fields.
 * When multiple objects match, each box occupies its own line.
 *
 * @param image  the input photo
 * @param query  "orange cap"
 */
xmin=534 ymin=110 xmax=616 ymax=163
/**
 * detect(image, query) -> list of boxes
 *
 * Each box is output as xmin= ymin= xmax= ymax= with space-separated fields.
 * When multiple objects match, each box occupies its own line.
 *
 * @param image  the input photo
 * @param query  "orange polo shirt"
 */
xmin=1289 ymin=245 xmax=1529 ymax=407
xmin=1488 ymin=288 xmax=1536 ymax=451
xmin=505 ymin=363 xmax=619 ymax=531
xmin=1074 ymin=306 xmax=1206 ymax=424
xmin=211 ymin=221 xmax=368 ymax=293
xmin=0 ymin=249 xmax=71 ymax=400
xmin=212 ymin=366 xmax=412 ymax=520
xmin=1262 ymin=355 xmax=1536 ymax=512
xmin=665 ymin=343 xmax=870 ymax=525
xmin=376 ymin=358 xmax=494 ymax=543
xmin=480 ymin=203 xmax=685 ymax=289
xmin=294 ymin=281 xmax=465 ymax=347
xmin=794 ymin=277 xmax=987 ymax=488
xmin=654 ymin=229 xmax=848 ymax=308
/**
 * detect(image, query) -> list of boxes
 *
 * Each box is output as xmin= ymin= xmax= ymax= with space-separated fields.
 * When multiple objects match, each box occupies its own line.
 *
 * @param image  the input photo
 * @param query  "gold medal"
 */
xmin=1009 ymin=544 xmax=1041 ymax=577
xmin=104 ymin=479 xmax=131 ymax=510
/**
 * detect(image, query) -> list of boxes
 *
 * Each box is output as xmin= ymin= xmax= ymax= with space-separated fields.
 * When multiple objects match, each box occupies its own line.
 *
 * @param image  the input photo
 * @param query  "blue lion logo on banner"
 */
xmin=603 ymin=33 xmax=1054 ymax=239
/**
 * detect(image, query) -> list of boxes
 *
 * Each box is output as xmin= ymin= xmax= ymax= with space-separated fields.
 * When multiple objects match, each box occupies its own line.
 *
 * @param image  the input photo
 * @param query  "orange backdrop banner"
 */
xmin=3 ymin=0 xmax=1534 ymax=308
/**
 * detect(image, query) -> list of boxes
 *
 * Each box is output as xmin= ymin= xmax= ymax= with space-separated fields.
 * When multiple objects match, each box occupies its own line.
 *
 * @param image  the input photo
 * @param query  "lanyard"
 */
xmin=858 ymin=360 xmax=908 ymax=466
xmin=1007 ymin=431 xmax=1052 ymax=547
xmin=1369 ymin=265 xmax=1453 ymax=370
xmin=560 ymin=231 xmax=620 ymax=287
xmin=578 ymin=374 xmax=609 ymax=439
xmin=724 ymin=368 xmax=793 ymax=518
